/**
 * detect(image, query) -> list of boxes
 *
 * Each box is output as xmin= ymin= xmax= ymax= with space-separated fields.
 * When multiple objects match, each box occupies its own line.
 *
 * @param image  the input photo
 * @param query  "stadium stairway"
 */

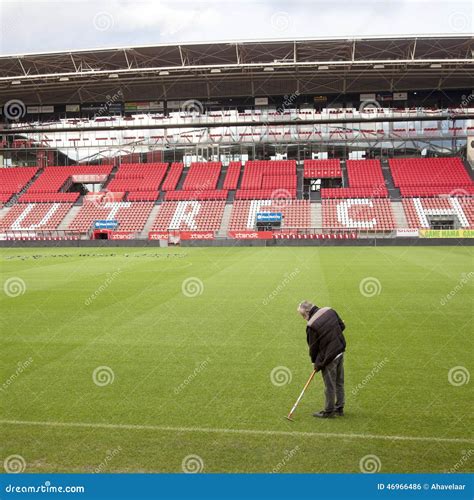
xmin=462 ymin=158 xmax=474 ymax=181
xmin=217 ymin=204 xmax=233 ymax=237
xmin=311 ymin=202 xmax=322 ymax=228
xmin=216 ymin=165 xmax=227 ymax=190
xmin=381 ymin=159 xmax=401 ymax=198
xmin=340 ymin=161 xmax=349 ymax=188
xmin=102 ymin=164 xmax=119 ymax=189
xmin=296 ymin=164 xmax=304 ymax=199
xmin=157 ymin=191 xmax=166 ymax=202
xmin=140 ymin=204 xmax=162 ymax=238
xmin=0 ymin=206 xmax=11 ymax=220
xmin=235 ymin=164 xmax=243 ymax=189
xmin=57 ymin=206 xmax=82 ymax=230
xmin=309 ymin=189 xmax=320 ymax=201
xmin=175 ymin=168 xmax=187 ymax=190
xmin=391 ymin=201 xmax=409 ymax=228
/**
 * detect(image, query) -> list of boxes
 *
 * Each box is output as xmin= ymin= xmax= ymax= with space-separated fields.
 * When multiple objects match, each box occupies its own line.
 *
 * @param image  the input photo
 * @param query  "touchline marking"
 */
xmin=1 ymin=419 xmax=472 ymax=444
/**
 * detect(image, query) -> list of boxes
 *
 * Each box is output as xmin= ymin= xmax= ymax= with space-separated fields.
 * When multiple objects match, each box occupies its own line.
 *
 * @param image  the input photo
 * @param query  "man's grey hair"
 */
xmin=297 ymin=300 xmax=314 ymax=318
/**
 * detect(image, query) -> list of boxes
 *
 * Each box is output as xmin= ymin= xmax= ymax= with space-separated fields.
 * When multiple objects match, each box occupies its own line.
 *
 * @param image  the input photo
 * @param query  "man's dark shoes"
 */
xmin=335 ymin=408 xmax=344 ymax=417
xmin=313 ymin=410 xmax=335 ymax=418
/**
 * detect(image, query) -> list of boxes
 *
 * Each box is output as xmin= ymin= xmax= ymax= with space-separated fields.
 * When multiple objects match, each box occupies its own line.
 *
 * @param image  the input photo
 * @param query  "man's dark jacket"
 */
xmin=306 ymin=305 xmax=346 ymax=371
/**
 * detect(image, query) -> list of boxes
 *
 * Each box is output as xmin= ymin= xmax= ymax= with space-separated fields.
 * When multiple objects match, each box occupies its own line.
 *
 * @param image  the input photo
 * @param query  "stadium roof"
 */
xmin=0 ymin=35 xmax=472 ymax=104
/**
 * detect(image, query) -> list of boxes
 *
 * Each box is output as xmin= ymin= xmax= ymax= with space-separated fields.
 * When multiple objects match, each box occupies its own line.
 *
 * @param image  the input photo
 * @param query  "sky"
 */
xmin=0 ymin=0 xmax=472 ymax=55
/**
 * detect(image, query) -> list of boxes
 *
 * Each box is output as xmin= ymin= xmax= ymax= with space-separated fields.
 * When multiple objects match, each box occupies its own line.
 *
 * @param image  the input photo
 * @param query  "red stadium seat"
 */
xmin=346 ymin=160 xmax=386 ymax=189
xmin=161 ymin=163 xmax=184 ymax=191
xmin=321 ymin=187 xmax=388 ymax=198
xmin=107 ymin=163 xmax=168 ymax=193
xmin=402 ymin=197 xmax=474 ymax=228
xmin=236 ymin=160 xmax=297 ymax=199
xmin=389 ymin=157 xmax=473 ymax=195
xmin=151 ymin=201 xmax=225 ymax=231
xmin=18 ymin=192 xmax=80 ymax=203
xmin=26 ymin=165 xmax=113 ymax=194
xmin=68 ymin=201 xmax=154 ymax=232
xmin=223 ymin=162 xmax=242 ymax=189
xmin=0 ymin=167 xmax=39 ymax=202
xmin=322 ymin=199 xmax=395 ymax=231
xmin=229 ymin=200 xmax=311 ymax=230
xmin=164 ymin=190 xmax=227 ymax=201
xmin=0 ymin=203 xmax=73 ymax=231
xmin=182 ymin=162 xmax=222 ymax=191
xmin=304 ymin=160 xmax=342 ymax=179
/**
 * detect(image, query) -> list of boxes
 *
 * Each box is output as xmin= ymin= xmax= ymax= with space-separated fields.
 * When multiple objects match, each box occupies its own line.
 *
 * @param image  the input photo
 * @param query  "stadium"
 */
xmin=0 ymin=32 xmax=473 ymax=482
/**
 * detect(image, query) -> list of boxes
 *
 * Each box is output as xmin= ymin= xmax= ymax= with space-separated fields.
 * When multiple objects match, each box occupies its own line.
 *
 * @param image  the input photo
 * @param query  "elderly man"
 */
xmin=297 ymin=300 xmax=346 ymax=418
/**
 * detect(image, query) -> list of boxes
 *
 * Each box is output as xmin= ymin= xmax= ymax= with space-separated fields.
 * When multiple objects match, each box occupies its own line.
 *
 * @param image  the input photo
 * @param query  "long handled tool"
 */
xmin=285 ymin=369 xmax=317 ymax=421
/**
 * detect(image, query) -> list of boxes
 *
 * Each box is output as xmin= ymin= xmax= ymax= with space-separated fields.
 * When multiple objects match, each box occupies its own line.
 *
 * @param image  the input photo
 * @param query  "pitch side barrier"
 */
xmin=2 ymin=238 xmax=472 ymax=248
xmin=0 ymin=229 xmax=83 ymax=241
xmin=2 ymin=229 xmax=473 ymax=246
xmin=148 ymin=231 xmax=216 ymax=242
xmin=148 ymin=228 xmax=389 ymax=241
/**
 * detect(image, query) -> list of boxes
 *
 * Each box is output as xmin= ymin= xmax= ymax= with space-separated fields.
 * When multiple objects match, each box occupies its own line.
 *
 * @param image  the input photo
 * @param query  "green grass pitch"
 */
xmin=1 ymin=246 xmax=472 ymax=473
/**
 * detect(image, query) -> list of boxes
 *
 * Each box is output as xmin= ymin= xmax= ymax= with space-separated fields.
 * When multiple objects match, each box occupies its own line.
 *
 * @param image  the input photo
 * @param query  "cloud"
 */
xmin=0 ymin=0 xmax=472 ymax=55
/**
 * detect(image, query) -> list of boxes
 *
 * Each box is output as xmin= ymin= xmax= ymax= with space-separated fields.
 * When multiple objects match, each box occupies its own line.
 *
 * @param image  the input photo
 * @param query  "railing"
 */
xmin=4 ymin=106 xmax=474 ymax=133
xmin=148 ymin=230 xmax=217 ymax=241
xmin=0 ymin=229 xmax=84 ymax=240
xmin=1 ymin=226 xmax=464 ymax=242
xmin=271 ymin=227 xmax=395 ymax=239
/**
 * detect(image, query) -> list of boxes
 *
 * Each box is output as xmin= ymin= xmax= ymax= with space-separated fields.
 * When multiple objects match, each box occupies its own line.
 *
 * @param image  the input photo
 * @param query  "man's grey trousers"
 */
xmin=321 ymin=354 xmax=345 ymax=413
